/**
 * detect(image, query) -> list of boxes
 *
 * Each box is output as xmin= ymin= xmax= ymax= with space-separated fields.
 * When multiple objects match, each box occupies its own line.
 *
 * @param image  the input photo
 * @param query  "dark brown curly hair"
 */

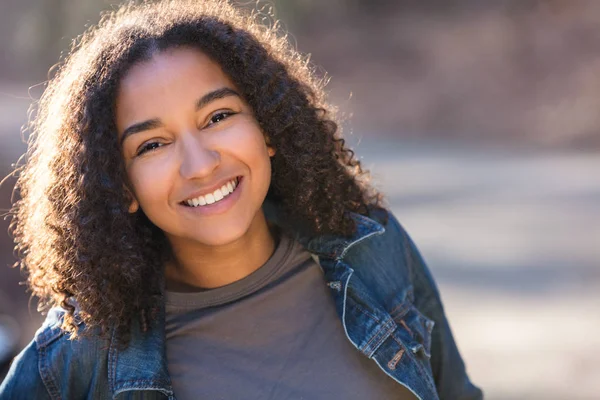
xmin=9 ymin=0 xmax=384 ymax=345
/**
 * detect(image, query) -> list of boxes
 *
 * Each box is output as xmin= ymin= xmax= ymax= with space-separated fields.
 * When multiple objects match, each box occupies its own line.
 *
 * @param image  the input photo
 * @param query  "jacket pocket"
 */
xmin=389 ymin=297 xmax=435 ymax=360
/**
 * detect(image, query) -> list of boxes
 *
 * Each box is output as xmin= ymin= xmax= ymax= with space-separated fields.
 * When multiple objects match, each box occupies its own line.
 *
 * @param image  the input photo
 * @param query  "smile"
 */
xmin=183 ymin=177 xmax=240 ymax=207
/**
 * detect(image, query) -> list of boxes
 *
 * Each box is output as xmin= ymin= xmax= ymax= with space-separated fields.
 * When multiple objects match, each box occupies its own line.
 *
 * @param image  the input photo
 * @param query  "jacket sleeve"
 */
xmin=394 ymin=215 xmax=483 ymax=400
xmin=0 ymin=339 xmax=51 ymax=400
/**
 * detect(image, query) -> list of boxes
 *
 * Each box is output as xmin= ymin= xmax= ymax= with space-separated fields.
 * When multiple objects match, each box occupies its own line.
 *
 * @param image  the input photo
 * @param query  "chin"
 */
xmin=188 ymin=222 xmax=251 ymax=247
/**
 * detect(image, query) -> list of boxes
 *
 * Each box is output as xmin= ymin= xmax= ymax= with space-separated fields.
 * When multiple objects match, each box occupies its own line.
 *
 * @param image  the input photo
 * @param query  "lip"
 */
xmin=180 ymin=176 xmax=241 ymax=204
xmin=178 ymin=176 xmax=244 ymax=216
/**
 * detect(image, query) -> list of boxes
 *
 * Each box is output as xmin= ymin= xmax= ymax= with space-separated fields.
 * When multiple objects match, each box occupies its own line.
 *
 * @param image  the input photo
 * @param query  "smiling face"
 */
xmin=116 ymin=47 xmax=274 ymax=249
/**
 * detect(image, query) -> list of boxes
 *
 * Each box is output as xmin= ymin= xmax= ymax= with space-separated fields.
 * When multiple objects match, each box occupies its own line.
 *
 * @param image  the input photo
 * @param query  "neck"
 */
xmin=164 ymin=210 xmax=276 ymax=291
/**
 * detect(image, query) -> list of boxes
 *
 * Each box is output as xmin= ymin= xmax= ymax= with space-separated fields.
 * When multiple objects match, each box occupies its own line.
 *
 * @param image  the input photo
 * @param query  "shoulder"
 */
xmin=341 ymin=209 xmax=428 ymax=308
xmin=34 ymin=306 xmax=110 ymax=364
xmin=349 ymin=208 xmax=444 ymax=309
xmin=34 ymin=306 xmax=72 ymax=348
xmin=350 ymin=208 xmax=419 ymax=276
xmin=0 ymin=308 xmax=71 ymax=398
xmin=1 ymin=307 xmax=111 ymax=400
xmin=357 ymin=207 xmax=413 ymax=253
xmin=379 ymin=209 xmax=443 ymax=305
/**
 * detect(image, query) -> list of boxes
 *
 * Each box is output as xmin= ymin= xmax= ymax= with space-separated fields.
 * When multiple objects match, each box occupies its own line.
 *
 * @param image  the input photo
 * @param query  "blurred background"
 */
xmin=0 ymin=0 xmax=599 ymax=398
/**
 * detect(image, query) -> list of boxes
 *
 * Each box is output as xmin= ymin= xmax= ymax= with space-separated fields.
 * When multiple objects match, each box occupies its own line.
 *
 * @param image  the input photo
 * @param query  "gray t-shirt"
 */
xmin=165 ymin=234 xmax=415 ymax=400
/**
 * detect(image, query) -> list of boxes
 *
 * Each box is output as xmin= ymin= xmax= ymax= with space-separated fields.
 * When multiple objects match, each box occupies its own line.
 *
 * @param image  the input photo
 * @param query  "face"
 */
xmin=115 ymin=47 xmax=274 ymax=248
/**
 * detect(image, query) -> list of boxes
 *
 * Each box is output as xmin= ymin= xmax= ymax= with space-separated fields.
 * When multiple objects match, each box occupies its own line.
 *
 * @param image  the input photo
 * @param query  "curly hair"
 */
xmin=9 ymin=0 xmax=384 ymax=345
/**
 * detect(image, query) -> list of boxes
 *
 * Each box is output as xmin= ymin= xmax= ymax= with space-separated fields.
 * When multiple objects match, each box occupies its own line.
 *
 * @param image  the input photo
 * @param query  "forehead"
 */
xmin=115 ymin=47 xmax=237 ymax=121
xmin=124 ymin=47 xmax=228 ymax=82
xmin=120 ymin=46 xmax=234 ymax=90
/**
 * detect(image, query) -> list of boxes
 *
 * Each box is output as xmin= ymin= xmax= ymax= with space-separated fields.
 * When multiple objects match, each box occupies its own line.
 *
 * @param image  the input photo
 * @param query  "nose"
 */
xmin=178 ymin=134 xmax=220 ymax=180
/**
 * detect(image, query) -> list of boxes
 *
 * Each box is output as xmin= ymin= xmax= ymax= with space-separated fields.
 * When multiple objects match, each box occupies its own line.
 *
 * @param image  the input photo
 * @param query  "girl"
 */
xmin=0 ymin=1 xmax=482 ymax=399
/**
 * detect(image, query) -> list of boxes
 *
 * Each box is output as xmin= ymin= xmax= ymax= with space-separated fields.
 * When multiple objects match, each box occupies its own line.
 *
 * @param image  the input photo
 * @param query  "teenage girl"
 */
xmin=0 ymin=1 xmax=482 ymax=399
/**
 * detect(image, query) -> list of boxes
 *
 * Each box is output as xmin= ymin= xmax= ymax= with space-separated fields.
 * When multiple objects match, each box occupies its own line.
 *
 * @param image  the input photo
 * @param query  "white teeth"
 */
xmin=184 ymin=178 xmax=239 ymax=207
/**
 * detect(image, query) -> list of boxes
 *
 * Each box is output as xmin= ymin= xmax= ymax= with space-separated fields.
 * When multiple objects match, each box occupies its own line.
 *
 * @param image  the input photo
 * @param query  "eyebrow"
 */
xmin=119 ymin=87 xmax=241 ymax=146
xmin=195 ymin=87 xmax=240 ymax=111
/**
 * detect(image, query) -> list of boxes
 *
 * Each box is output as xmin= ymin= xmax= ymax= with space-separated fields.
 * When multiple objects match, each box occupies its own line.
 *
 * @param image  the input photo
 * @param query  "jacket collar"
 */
xmin=263 ymin=200 xmax=386 ymax=260
xmin=302 ymin=212 xmax=385 ymax=260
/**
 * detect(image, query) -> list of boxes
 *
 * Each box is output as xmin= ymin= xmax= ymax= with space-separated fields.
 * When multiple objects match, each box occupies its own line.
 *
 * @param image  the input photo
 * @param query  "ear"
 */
xmin=124 ymin=185 xmax=139 ymax=213
xmin=128 ymin=199 xmax=139 ymax=214
xmin=264 ymin=135 xmax=275 ymax=157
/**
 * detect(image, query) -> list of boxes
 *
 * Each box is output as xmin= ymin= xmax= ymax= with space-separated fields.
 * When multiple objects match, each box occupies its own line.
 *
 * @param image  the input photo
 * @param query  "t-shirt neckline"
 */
xmin=165 ymin=233 xmax=295 ymax=310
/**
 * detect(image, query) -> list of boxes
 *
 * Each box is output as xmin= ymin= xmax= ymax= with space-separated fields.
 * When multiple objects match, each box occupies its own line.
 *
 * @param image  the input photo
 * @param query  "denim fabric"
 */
xmin=0 ymin=210 xmax=483 ymax=400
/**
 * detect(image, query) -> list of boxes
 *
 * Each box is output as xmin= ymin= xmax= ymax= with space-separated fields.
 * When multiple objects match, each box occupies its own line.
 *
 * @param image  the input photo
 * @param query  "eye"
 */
xmin=136 ymin=141 xmax=164 ymax=156
xmin=207 ymin=110 xmax=236 ymax=126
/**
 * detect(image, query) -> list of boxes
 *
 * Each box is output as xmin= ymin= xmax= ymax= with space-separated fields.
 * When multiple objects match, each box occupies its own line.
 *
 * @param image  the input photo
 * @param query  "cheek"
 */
xmin=127 ymin=161 xmax=172 ymax=208
xmin=230 ymin=120 xmax=271 ymax=167
xmin=236 ymin=129 xmax=272 ymax=185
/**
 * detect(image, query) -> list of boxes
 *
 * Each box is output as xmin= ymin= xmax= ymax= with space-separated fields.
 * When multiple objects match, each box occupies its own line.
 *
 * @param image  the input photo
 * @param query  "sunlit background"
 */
xmin=1 ymin=1 xmax=599 ymax=399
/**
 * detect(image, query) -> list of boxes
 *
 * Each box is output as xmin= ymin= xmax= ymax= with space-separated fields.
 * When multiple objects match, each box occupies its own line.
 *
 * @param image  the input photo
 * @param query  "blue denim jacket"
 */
xmin=0 ymin=210 xmax=483 ymax=400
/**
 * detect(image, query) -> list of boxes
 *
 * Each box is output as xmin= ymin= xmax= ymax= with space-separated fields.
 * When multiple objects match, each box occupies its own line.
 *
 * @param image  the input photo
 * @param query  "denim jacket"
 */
xmin=0 ymin=209 xmax=483 ymax=400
